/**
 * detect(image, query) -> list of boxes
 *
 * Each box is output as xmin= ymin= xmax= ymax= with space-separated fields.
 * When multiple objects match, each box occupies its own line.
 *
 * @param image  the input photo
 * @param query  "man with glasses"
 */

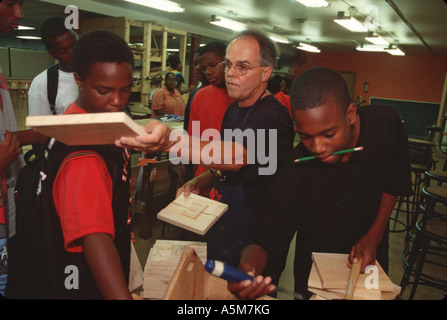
xmin=116 ymin=28 xmax=295 ymax=267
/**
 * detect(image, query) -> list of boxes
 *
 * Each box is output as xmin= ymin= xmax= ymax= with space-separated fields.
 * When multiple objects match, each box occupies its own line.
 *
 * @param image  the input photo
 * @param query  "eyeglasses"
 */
xmin=219 ymin=60 xmax=264 ymax=76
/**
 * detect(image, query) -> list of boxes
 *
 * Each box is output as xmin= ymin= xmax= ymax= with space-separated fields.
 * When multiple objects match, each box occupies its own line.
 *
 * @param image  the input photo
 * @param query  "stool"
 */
xmin=391 ymin=164 xmax=429 ymax=233
xmin=399 ymin=186 xmax=447 ymax=299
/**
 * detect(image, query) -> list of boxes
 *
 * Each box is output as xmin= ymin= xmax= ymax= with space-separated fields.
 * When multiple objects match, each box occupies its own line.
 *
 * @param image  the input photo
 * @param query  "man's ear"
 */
xmin=345 ymin=102 xmax=357 ymax=125
xmin=261 ymin=66 xmax=273 ymax=82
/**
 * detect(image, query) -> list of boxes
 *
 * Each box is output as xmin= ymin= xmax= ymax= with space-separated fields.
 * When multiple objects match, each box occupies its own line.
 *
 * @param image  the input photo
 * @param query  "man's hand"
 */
xmin=227 ymin=262 xmax=276 ymax=299
xmin=115 ymin=120 xmax=176 ymax=153
xmin=0 ymin=130 xmax=21 ymax=171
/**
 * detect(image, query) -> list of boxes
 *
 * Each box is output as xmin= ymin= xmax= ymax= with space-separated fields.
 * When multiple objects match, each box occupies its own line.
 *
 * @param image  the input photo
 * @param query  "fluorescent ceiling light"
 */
xmin=16 ymin=36 xmax=41 ymax=40
xmin=296 ymin=0 xmax=329 ymax=7
xmin=365 ymin=33 xmax=389 ymax=46
xmin=17 ymin=25 xmax=35 ymax=30
xmin=124 ymin=0 xmax=185 ymax=13
xmin=385 ymin=46 xmax=405 ymax=56
xmin=269 ymin=33 xmax=290 ymax=44
xmin=297 ymin=43 xmax=321 ymax=53
xmin=167 ymin=48 xmax=180 ymax=52
xmin=356 ymin=44 xmax=386 ymax=52
xmin=210 ymin=15 xmax=246 ymax=32
xmin=334 ymin=12 xmax=368 ymax=32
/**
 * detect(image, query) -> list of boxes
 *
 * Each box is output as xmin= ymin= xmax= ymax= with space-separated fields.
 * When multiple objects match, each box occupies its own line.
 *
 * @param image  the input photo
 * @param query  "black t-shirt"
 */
xmin=247 ymin=104 xmax=412 ymax=296
xmin=186 ymin=93 xmax=295 ymax=267
xmin=219 ymin=94 xmax=295 ymax=208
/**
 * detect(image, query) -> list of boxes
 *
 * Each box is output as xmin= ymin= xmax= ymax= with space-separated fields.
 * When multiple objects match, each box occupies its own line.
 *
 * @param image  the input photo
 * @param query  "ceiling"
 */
xmin=5 ymin=0 xmax=447 ymax=57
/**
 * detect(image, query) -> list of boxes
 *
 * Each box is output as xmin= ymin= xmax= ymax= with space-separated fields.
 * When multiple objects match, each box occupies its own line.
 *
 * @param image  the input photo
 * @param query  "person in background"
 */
xmin=151 ymin=72 xmax=185 ymax=117
xmin=0 ymin=0 xmax=26 ymax=298
xmin=267 ymin=76 xmax=292 ymax=119
xmin=183 ymin=47 xmax=209 ymax=132
xmin=182 ymin=46 xmax=210 ymax=183
xmin=166 ymin=54 xmax=195 ymax=96
xmin=28 ymin=17 xmax=79 ymax=116
xmin=187 ymin=41 xmax=235 ymax=179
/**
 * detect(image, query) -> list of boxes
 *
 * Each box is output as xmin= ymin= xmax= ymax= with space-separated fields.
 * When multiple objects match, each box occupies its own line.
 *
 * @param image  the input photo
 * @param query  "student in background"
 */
xmin=167 ymin=54 xmax=195 ymax=96
xmin=187 ymin=41 xmax=235 ymax=179
xmin=0 ymin=0 xmax=26 ymax=298
xmin=228 ymin=67 xmax=412 ymax=300
xmin=28 ymin=17 xmax=79 ymax=116
xmin=268 ymin=76 xmax=292 ymax=119
xmin=151 ymin=72 xmax=186 ymax=117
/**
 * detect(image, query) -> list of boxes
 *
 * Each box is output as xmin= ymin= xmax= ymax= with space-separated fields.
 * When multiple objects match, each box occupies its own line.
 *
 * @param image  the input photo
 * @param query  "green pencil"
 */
xmin=294 ymin=146 xmax=364 ymax=163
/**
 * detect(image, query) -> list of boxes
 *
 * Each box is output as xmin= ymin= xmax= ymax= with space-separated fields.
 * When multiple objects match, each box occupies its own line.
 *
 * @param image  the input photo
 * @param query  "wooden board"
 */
xmin=309 ymin=252 xmax=400 ymax=300
xmin=163 ymin=248 xmax=275 ymax=300
xmin=157 ymin=193 xmax=228 ymax=235
xmin=26 ymin=112 xmax=146 ymax=145
xmin=142 ymin=240 xmax=207 ymax=300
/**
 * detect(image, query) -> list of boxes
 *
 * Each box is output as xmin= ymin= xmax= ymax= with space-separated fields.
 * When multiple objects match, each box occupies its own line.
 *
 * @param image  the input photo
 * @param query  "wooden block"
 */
xmin=157 ymin=193 xmax=228 ymax=235
xmin=308 ymin=261 xmax=382 ymax=300
xmin=26 ymin=112 xmax=146 ymax=145
xmin=311 ymin=252 xmax=395 ymax=294
xmin=162 ymin=248 xmax=275 ymax=301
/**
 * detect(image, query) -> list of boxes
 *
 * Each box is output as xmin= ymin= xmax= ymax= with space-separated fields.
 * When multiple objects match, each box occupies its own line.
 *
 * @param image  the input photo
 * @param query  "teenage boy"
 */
xmin=7 ymin=30 xmax=135 ymax=300
xmin=228 ymin=67 xmax=412 ymax=300
xmin=28 ymin=17 xmax=79 ymax=116
xmin=187 ymin=41 xmax=235 ymax=178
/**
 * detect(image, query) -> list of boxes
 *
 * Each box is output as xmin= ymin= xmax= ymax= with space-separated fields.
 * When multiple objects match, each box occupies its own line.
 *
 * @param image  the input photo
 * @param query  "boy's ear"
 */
xmin=345 ymin=102 xmax=357 ymax=125
xmin=74 ymin=73 xmax=83 ymax=90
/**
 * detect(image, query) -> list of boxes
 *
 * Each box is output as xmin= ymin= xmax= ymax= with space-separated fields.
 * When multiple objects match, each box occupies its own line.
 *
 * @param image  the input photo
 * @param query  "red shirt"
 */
xmin=274 ymin=91 xmax=293 ymax=119
xmin=188 ymin=85 xmax=235 ymax=176
xmin=151 ymin=86 xmax=185 ymax=116
xmin=52 ymin=103 xmax=115 ymax=252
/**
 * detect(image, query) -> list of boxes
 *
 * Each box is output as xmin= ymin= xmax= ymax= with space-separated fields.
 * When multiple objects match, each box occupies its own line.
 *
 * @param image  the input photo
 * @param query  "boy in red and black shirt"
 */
xmin=7 ymin=30 xmax=136 ymax=300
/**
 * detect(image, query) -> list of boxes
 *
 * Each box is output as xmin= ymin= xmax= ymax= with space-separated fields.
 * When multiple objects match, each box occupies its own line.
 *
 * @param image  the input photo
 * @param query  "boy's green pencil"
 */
xmin=294 ymin=146 xmax=364 ymax=163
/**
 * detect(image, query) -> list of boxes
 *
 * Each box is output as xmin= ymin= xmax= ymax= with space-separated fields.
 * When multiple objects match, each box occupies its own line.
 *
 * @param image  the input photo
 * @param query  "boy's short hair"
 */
xmin=290 ymin=67 xmax=351 ymax=111
xmin=72 ymin=30 xmax=134 ymax=78
xmin=200 ymin=41 xmax=227 ymax=59
xmin=41 ymin=17 xmax=75 ymax=50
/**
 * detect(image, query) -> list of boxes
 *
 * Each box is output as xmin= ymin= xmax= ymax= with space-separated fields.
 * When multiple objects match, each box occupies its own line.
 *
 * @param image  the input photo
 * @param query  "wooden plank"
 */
xmin=26 ymin=112 xmax=146 ymax=145
xmin=311 ymin=252 xmax=395 ymax=292
xmin=157 ymin=193 xmax=228 ymax=235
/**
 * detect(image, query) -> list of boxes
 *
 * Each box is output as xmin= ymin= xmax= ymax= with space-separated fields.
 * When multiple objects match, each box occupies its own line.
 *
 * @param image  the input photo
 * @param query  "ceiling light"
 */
xmin=295 ymin=0 xmax=329 ymax=8
xmin=365 ymin=32 xmax=389 ymax=46
xmin=334 ymin=11 xmax=368 ymax=32
xmin=16 ymin=36 xmax=42 ymax=40
xmin=124 ymin=0 xmax=185 ymax=13
xmin=210 ymin=15 xmax=246 ymax=32
xmin=297 ymin=43 xmax=321 ymax=53
xmin=356 ymin=44 xmax=386 ymax=52
xmin=17 ymin=25 xmax=35 ymax=30
xmin=385 ymin=46 xmax=405 ymax=56
xmin=269 ymin=33 xmax=290 ymax=44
